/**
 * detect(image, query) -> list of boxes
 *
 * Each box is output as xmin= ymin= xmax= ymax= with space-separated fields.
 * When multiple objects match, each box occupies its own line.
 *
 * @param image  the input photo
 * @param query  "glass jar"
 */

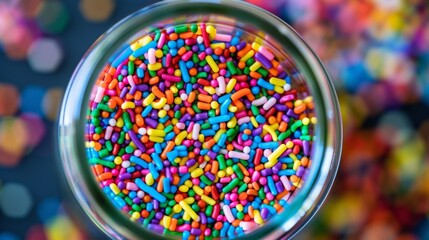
xmin=58 ymin=0 xmax=342 ymax=239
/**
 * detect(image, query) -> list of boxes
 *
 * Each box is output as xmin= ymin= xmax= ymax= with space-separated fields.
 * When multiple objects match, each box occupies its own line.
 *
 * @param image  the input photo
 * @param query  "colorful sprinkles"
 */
xmin=86 ymin=22 xmax=316 ymax=238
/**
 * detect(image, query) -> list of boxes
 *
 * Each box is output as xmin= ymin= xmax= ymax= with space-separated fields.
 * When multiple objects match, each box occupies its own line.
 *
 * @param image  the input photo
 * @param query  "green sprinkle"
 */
xmin=227 ymin=61 xmax=237 ymax=75
xmin=128 ymin=61 xmax=135 ymax=75
xmin=175 ymin=25 xmax=188 ymax=34
xmin=222 ymin=178 xmax=240 ymax=193
xmin=89 ymin=158 xmax=115 ymax=168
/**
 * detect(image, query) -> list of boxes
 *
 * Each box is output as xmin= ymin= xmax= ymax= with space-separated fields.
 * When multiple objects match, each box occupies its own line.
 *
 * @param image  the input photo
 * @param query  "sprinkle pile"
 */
xmin=86 ymin=22 xmax=316 ymax=238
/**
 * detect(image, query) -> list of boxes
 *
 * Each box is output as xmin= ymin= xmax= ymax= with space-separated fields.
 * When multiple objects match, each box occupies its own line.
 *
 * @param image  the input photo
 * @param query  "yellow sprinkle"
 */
xmin=149 ymin=136 xmax=164 ymax=143
xmin=289 ymin=153 xmax=298 ymax=162
xmin=145 ymin=173 xmax=154 ymax=186
xmin=206 ymin=25 xmax=216 ymax=40
xmin=249 ymin=61 xmax=261 ymax=72
xmin=193 ymin=185 xmax=204 ymax=196
xmin=227 ymin=117 xmax=237 ymax=128
xmin=203 ymin=86 xmax=216 ymax=95
xmin=267 ymin=144 xmax=287 ymax=162
xmin=137 ymin=36 xmax=153 ymax=46
xmin=130 ymin=42 xmax=142 ymax=51
xmin=293 ymin=160 xmax=301 ymax=171
xmin=184 ymin=197 xmax=195 ymax=204
xmin=147 ymin=129 xmax=166 ymax=137
xmin=114 ymin=156 xmax=122 ymax=165
xmin=294 ymin=100 xmax=303 ymax=107
xmin=191 ymin=168 xmax=204 ymax=178
xmin=302 ymin=117 xmax=310 ymax=126
xmin=201 ymin=195 xmax=216 ymax=206
xmin=263 ymin=124 xmax=278 ymax=141
xmin=158 ymin=110 xmax=167 ymax=118
xmin=210 ymin=42 xmax=225 ymax=49
xmin=174 ymin=69 xmax=182 ymax=77
xmin=226 ymin=78 xmax=236 ymax=93
xmin=131 ymin=212 xmax=140 ymax=220
xmin=236 ymin=204 xmax=244 ymax=212
xmin=174 ymin=97 xmax=182 ymax=105
xmin=226 ymin=166 xmax=234 ymax=176
xmin=179 ymin=185 xmax=189 ymax=192
xmin=163 ymin=216 xmax=171 ymax=228
xmin=264 ymin=161 xmax=276 ymax=168
xmin=269 ymin=77 xmax=286 ymax=86
xmin=155 ymin=49 xmax=164 ymax=58
xmin=175 ymin=131 xmax=188 ymax=145
xmin=183 ymin=181 xmax=193 ymax=188
xmin=173 ymin=204 xmax=182 ymax=213
xmin=303 ymin=96 xmax=313 ymax=103
xmin=152 ymin=98 xmax=167 ymax=109
xmin=128 ymin=56 xmax=136 ymax=61
xmin=240 ymin=50 xmax=255 ymax=62
xmin=171 ymin=118 xmax=178 ymax=125
xmin=143 ymin=93 xmax=155 ymax=106
xmin=109 ymin=183 xmax=121 ymax=195
xmin=183 ymin=211 xmax=191 ymax=221
xmin=121 ymin=101 xmax=135 ymax=110
xmin=211 ymin=101 xmax=219 ymax=109
xmin=251 ymin=42 xmax=261 ymax=51
xmin=205 ymin=55 xmax=219 ymax=73
xmin=271 ymin=123 xmax=279 ymax=131
xmin=213 ymin=130 xmax=226 ymax=142
xmin=228 ymin=105 xmax=238 ymax=112
xmin=198 ymin=134 xmax=205 ymax=142
xmin=274 ymin=86 xmax=285 ymax=94
xmin=217 ymin=170 xmax=226 ymax=178
xmin=250 ymin=116 xmax=258 ymax=128
xmin=311 ymin=117 xmax=317 ymax=125
xmin=148 ymin=62 xmax=162 ymax=71
xmin=174 ymin=157 xmax=181 ymax=164
xmin=286 ymin=141 xmax=294 ymax=149
xmin=179 ymin=201 xmax=199 ymax=221
xmin=254 ymin=210 xmax=264 ymax=224
xmin=170 ymin=86 xmax=178 ymax=93
xmin=116 ymin=118 xmax=124 ymax=127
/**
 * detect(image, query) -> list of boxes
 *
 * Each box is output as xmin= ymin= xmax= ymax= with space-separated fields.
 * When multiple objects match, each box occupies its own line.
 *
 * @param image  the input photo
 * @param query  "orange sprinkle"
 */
xmin=189 ymin=68 xmax=197 ymax=76
xmin=136 ymin=114 xmax=144 ymax=127
xmin=237 ymin=44 xmax=252 ymax=57
xmin=94 ymin=164 xmax=104 ymax=175
xmin=214 ymin=47 xmax=223 ymax=56
xmin=197 ymin=94 xmax=212 ymax=103
xmin=231 ymin=88 xmax=254 ymax=101
xmin=275 ymin=191 xmax=289 ymax=201
xmin=249 ymin=71 xmax=262 ymax=79
xmin=237 ymin=163 xmax=249 ymax=176
xmin=143 ymin=195 xmax=152 ymax=203
xmin=179 ymin=31 xmax=194 ymax=39
xmin=229 ymin=46 xmax=236 ymax=53
xmin=268 ymin=68 xmax=279 ymax=77
xmin=108 ymin=79 xmax=118 ymax=89
xmin=187 ymin=91 xmax=196 ymax=103
xmin=169 ymin=33 xmax=178 ymax=40
xmin=141 ymin=135 xmax=149 ymax=143
xmin=157 ymin=176 xmax=164 ymax=192
xmin=98 ymin=172 xmax=112 ymax=181
xmin=238 ymin=61 xmax=246 ymax=69
xmin=197 ymin=102 xmax=211 ymax=110
xmin=247 ymin=189 xmax=258 ymax=196
xmin=294 ymin=104 xmax=307 ymax=114
xmin=232 ymin=219 xmax=241 ymax=227
xmin=92 ymin=134 xmax=100 ymax=141
xmin=254 ymin=164 xmax=264 ymax=171
xmin=169 ymin=218 xmax=178 ymax=231
xmin=165 ymin=90 xmax=174 ymax=104
xmin=161 ymin=141 xmax=175 ymax=159
xmin=178 ymin=47 xmax=187 ymax=56
xmin=152 ymin=86 xmax=166 ymax=99
xmin=252 ymin=182 xmax=260 ymax=190
xmin=248 ymin=206 xmax=254 ymax=218
xmin=211 ymin=161 xmax=219 ymax=174
xmin=173 ymin=175 xmax=180 ymax=185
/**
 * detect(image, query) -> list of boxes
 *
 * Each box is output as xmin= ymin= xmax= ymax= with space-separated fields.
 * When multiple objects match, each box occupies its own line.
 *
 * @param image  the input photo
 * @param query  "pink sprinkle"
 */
xmin=259 ymin=177 xmax=267 ymax=185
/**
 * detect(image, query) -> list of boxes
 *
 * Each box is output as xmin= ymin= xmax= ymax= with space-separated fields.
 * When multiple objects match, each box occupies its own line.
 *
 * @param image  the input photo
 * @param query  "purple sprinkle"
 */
xmin=158 ymin=82 xmax=165 ymax=92
xmin=272 ymin=162 xmax=282 ymax=174
xmin=111 ymin=132 xmax=119 ymax=143
xmin=261 ymin=208 xmax=270 ymax=220
xmin=120 ymin=88 xmax=129 ymax=98
xmin=275 ymin=104 xmax=288 ymax=111
xmin=207 ymin=150 xmax=217 ymax=159
xmin=199 ymin=212 xmax=207 ymax=224
xmin=98 ymin=139 xmax=105 ymax=145
xmin=194 ymin=141 xmax=202 ymax=148
xmin=303 ymin=140 xmax=310 ymax=156
xmin=155 ymin=211 xmax=163 ymax=220
xmin=203 ymin=65 xmax=211 ymax=72
xmin=191 ymin=228 xmax=202 ymax=235
xmin=255 ymin=52 xmax=273 ymax=69
xmin=150 ymin=110 xmax=159 ymax=119
xmin=128 ymin=130 xmax=146 ymax=152
xmin=278 ymin=72 xmax=287 ymax=79
xmin=133 ymin=198 xmax=140 ymax=204
xmin=134 ymin=99 xmax=143 ymax=106
xmin=117 ymin=181 xmax=126 ymax=190
xmin=148 ymin=224 xmax=164 ymax=234
xmin=180 ymin=113 xmax=192 ymax=123
xmin=186 ymin=159 xmax=196 ymax=167
xmin=287 ymin=109 xmax=299 ymax=118
xmin=236 ymin=41 xmax=246 ymax=51
xmin=195 ymin=112 xmax=208 ymax=121
xmin=205 ymin=172 xmax=215 ymax=181
xmin=205 ymin=48 xmax=213 ymax=55
xmin=192 ymin=45 xmax=199 ymax=52
xmin=296 ymin=166 xmax=305 ymax=178
xmin=119 ymin=173 xmax=132 ymax=180
xmin=129 ymin=86 xmax=138 ymax=95
xmin=136 ymin=84 xmax=149 ymax=91
xmin=173 ymin=105 xmax=180 ymax=111
xmin=253 ymin=126 xmax=263 ymax=136
xmin=261 ymin=169 xmax=272 ymax=176
xmin=275 ymin=181 xmax=285 ymax=193
xmin=281 ymin=114 xmax=290 ymax=122
xmin=145 ymin=118 xmax=158 ymax=128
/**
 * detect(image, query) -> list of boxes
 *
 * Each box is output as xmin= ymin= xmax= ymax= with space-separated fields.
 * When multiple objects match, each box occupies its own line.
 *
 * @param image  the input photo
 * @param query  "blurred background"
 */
xmin=0 ymin=0 xmax=428 ymax=239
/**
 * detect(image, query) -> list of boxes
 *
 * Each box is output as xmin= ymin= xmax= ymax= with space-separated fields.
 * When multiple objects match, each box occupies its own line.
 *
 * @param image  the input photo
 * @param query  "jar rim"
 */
xmin=58 ymin=0 xmax=342 ymax=239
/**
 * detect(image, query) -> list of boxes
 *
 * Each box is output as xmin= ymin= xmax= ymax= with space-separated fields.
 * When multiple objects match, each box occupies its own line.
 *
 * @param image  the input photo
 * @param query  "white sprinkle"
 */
xmin=223 ymin=205 xmax=235 ymax=223
xmin=283 ymin=83 xmax=291 ymax=91
xmin=262 ymin=97 xmax=277 ymax=110
xmin=197 ymin=36 xmax=204 ymax=44
xmin=109 ymin=119 xmax=116 ymax=126
xmin=163 ymin=104 xmax=170 ymax=111
xmin=137 ymin=190 xmax=145 ymax=198
xmin=280 ymin=176 xmax=292 ymax=191
xmin=243 ymin=146 xmax=250 ymax=154
xmin=176 ymin=122 xmax=186 ymax=130
xmin=180 ymin=93 xmax=188 ymax=101
xmin=252 ymin=96 xmax=267 ymax=106
xmin=237 ymin=116 xmax=250 ymax=125
xmin=138 ymin=127 xmax=147 ymax=135
xmin=192 ymin=123 xmax=200 ymax=140
xmin=263 ymin=149 xmax=272 ymax=158
xmin=122 ymin=161 xmax=131 ymax=168
xmin=228 ymin=151 xmax=250 ymax=160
